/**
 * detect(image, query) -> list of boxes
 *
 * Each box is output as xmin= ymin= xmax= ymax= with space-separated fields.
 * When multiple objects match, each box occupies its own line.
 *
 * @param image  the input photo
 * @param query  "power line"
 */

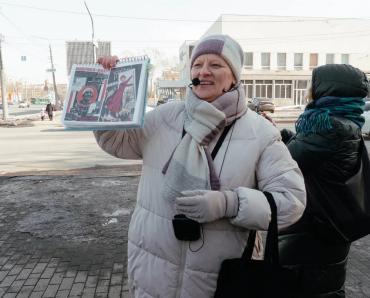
xmin=1 ymin=1 xmax=370 ymax=23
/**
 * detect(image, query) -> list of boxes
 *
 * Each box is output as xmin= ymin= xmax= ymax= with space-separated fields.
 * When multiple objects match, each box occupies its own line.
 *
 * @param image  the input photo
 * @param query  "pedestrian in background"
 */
xmin=94 ymin=34 xmax=306 ymax=297
xmin=40 ymin=108 xmax=45 ymax=121
xmin=45 ymin=102 xmax=54 ymax=121
xmin=278 ymin=64 xmax=369 ymax=297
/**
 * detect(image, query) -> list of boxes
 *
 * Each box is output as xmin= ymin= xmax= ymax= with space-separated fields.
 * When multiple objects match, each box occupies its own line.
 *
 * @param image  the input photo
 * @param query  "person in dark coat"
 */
xmin=45 ymin=103 xmax=54 ymax=121
xmin=278 ymin=64 xmax=369 ymax=297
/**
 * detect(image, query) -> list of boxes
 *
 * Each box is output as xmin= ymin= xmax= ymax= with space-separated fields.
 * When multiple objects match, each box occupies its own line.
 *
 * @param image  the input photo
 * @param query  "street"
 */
xmin=0 ymin=114 xmax=140 ymax=175
xmin=1 ymin=109 xmax=368 ymax=175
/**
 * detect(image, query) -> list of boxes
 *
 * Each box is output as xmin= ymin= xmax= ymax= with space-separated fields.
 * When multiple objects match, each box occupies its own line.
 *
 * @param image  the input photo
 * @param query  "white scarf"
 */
xmin=162 ymin=85 xmax=247 ymax=203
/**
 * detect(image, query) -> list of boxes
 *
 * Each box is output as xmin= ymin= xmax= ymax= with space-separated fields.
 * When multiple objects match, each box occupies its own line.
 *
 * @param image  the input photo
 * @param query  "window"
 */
xmin=244 ymin=52 xmax=253 ymax=69
xmin=326 ymin=54 xmax=335 ymax=64
xmin=309 ymin=53 xmax=318 ymax=69
xmin=261 ymin=53 xmax=271 ymax=70
xmin=341 ymin=54 xmax=349 ymax=64
xmin=189 ymin=46 xmax=194 ymax=59
xmin=294 ymin=53 xmax=303 ymax=70
xmin=275 ymin=80 xmax=292 ymax=99
xmin=294 ymin=80 xmax=310 ymax=105
xmin=241 ymin=80 xmax=253 ymax=98
xmin=255 ymin=80 xmax=272 ymax=98
xmin=277 ymin=53 xmax=286 ymax=70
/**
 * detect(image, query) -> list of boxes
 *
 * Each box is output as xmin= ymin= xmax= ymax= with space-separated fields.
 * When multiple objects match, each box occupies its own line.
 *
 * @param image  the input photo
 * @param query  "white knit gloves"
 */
xmin=175 ymin=190 xmax=239 ymax=223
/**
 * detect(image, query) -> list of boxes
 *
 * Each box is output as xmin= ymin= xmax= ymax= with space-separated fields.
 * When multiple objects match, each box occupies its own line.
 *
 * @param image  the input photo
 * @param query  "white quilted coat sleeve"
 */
xmin=93 ymin=105 xmax=166 ymax=160
xmin=230 ymin=133 xmax=306 ymax=231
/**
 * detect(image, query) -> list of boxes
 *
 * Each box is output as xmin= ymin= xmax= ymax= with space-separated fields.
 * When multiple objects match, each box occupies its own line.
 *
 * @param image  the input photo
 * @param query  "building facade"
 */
xmin=66 ymin=41 xmax=111 ymax=75
xmin=176 ymin=15 xmax=370 ymax=106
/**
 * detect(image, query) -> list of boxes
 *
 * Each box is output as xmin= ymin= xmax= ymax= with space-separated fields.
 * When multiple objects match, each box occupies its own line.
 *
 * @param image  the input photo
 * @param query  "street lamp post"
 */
xmin=0 ymin=34 xmax=9 ymax=120
xmin=84 ymin=1 xmax=96 ymax=63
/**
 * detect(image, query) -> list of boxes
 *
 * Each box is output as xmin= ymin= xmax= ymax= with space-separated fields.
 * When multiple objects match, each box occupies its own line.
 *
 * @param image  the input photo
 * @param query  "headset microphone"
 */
xmin=188 ymin=78 xmax=201 ymax=87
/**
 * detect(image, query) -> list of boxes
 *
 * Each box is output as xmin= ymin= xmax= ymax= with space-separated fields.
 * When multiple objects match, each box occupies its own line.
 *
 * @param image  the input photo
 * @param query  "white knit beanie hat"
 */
xmin=190 ymin=34 xmax=244 ymax=81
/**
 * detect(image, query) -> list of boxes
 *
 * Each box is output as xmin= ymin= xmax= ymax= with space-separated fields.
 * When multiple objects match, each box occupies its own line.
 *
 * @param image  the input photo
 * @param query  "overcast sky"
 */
xmin=1 ymin=0 xmax=370 ymax=84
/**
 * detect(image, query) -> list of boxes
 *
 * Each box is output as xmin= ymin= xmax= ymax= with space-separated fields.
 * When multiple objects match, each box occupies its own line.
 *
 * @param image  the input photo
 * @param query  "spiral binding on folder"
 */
xmin=118 ymin=55 xmax=149 ymax=63
xmin=62 ymin=56 xmax=150 ymax=131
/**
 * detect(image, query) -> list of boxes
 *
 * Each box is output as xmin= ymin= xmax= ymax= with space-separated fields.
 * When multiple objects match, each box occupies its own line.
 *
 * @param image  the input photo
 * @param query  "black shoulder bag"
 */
xmin=214 ymin=192 xmax=299 ymax=298
xmin=313 ymin=137 xmax=370 ymax=242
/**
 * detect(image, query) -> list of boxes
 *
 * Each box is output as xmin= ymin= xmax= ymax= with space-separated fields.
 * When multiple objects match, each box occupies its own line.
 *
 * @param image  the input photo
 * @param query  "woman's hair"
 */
xmin=305 ymin=85 xmax=313 ymax=102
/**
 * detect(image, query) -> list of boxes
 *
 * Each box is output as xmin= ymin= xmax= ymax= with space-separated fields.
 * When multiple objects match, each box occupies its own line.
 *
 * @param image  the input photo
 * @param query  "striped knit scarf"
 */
xmin=161 ymin=85 xmax=247 ymax=203
xmin=295 ymin=96 xmax=365 ymax=134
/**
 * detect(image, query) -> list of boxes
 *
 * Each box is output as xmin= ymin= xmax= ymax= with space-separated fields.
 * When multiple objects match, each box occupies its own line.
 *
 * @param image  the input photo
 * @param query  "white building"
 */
xmin=175 ymin=15 xmax=370 ymax=105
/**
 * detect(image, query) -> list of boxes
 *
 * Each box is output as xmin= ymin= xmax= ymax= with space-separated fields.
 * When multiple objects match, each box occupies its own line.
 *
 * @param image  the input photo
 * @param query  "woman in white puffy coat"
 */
xmin=94 ymin=34 xmax=306 ymax=298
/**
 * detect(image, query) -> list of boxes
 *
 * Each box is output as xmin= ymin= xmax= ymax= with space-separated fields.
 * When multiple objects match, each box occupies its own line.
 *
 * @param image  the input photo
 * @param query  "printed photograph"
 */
xmin=64 ymin=68 xmax=108 ymax=122
xmin=100 ymin=68 xmax=137 ymax=122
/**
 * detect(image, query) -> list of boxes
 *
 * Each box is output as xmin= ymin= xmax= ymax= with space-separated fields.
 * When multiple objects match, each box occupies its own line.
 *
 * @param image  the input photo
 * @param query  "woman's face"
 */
xmin=190 ymin=54 xmax=236 ymax=102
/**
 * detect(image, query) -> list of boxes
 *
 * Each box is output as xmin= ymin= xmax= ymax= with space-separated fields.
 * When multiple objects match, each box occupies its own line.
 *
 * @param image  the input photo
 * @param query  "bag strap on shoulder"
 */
xmin=242 ymin=191 xmax=279 ymax=265
xmin=182 ymin=119 xmax=237 ymax=160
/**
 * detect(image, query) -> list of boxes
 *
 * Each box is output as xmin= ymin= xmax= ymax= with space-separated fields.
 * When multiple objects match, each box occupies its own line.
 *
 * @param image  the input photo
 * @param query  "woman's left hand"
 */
xmin=175 ymin=190 xmax=238 ymax=223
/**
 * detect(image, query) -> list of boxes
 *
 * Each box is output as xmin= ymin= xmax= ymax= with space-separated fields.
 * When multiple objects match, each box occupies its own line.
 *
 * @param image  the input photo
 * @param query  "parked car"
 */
xmin=363 ymin=110 xmax=370 ymax=136
xmin=247 ymin=97 xmax=275 ymax=113
xmin=365 ymin=98 xmax=370 ymax=112
xmin=18 ymin=101 xmax=30 ymax=108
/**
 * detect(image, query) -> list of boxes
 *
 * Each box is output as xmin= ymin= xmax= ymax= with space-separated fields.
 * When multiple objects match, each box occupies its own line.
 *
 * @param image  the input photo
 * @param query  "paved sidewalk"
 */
xmin=0 ymin=165 xmax=369 ymax=297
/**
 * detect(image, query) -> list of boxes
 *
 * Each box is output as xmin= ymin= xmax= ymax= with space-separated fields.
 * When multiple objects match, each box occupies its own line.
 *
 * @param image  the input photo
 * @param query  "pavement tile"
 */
xmin=108 ymin=285 xmax=121 ymax=298
xmin=99 ymin=269 xmax=111 ymax=280
xmin=0 ymin=258 xmax=9 ymax=266
xmin=33 ymin=279 xmax=50 ymax=292
xmin=0 ymin=271 xmax=9 ymax=282
xmin=85 ymin=276 xmax=98 ymax=288
xmin=29 ymin=292 xmax=43 ymax=298
xmin=96 ymin=279 xmax=109 ymax=293
xmin=8 ymin=280 xmax=25 ymax=293
xmin=55 ymin=290 xmax=70 ymax=298
xmin=32 ymin=263 xmax=47 ymax=275
xmin=69 ymin=283 xmax=84 ymax=296
xmin=8 ymin=265 xmax=24 ymax=276
xmin=15 ymin=285 xmax=34 ymax=298
xmin=43 ymin=284 xmax=59 ymax=298
xmin=16 ymin=268 xmax=33 ymax=281
xmin=23 ymin=278 xmax=38 ymax=286
xmin=2 ymin=262 xmax=15 ymax=271
xmin=24 ymin=261 xmax=37 ymax=270
xmin=64 ymin=268 xmax=77 ymax=279
xmin=40 ymin=268 xmax=56 ymax=279
xmin=110 ymin=273 xmax=122 ymax=286
xmin=81 ymin=287 xmax=96 ymax=298
xmin=0 ymin=275 xmax=17 ymax=288
xmin=16 ymin=256 xmax=31 ymax=266
xmin=28 ymin=274 xmax=41 ymax=280
xmin=59 ymin=277 xmax=74 ymax=291
xmin=49 ymin=273 xmax=64 ymax=285
xmin=74 ymin=271 xmax=88 ymax=283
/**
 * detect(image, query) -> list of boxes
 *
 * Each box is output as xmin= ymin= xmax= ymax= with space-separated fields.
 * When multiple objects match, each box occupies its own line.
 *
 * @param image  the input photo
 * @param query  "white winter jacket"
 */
xmin=94 ymin=102 xmax=306 ymax=298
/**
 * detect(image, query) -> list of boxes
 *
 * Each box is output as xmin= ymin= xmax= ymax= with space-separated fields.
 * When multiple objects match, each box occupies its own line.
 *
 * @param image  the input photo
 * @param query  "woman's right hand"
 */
xmin=97 ymin=55 xmax=119 ymax=69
